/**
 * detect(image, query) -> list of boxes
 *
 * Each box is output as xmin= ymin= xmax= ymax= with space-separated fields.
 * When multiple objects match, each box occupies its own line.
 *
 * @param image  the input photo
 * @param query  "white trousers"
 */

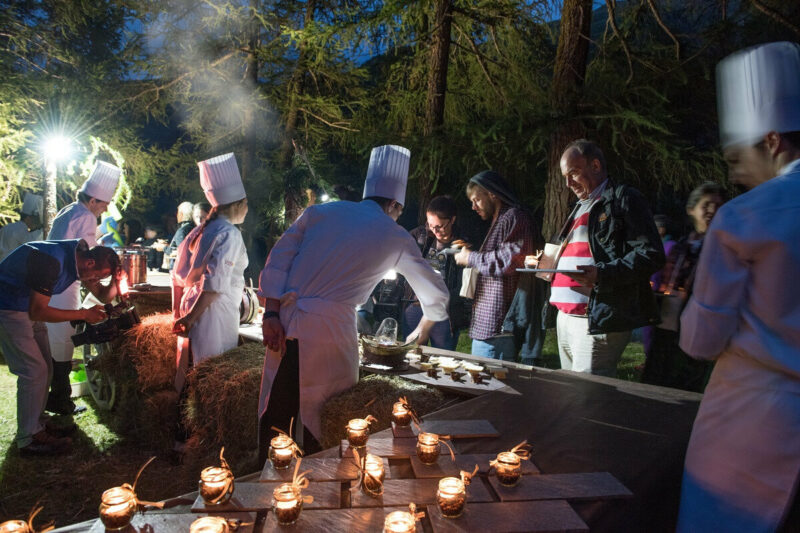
xmin=556 ymin=312 xmax=631 ymax=377
xmin=0 ymin=310 xmax=52 ymax=447
xmin=46 ymin=281 xmax=80 ymax=362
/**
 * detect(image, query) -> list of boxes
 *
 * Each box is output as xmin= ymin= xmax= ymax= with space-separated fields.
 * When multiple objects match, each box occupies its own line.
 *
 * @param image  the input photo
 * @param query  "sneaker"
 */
xmin=19 ymin=430 xmax=72 ymax=456
xmin=45 ymin=399 xmax=87 ymax=416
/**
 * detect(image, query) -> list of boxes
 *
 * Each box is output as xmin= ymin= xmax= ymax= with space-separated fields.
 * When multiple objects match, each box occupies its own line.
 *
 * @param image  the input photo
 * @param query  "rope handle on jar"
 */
xmin=292 ymin=458 xmax=314 ymax=504
xmin=270 ymin=417 xmax=305 ymax=458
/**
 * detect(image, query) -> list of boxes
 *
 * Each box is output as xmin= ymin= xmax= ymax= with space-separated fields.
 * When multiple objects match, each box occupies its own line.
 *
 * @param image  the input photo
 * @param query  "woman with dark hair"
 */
xmin=171 ymin=153 xmax=248 ymax=391
xmin=642 ymin=181 xmax=725 ymax=392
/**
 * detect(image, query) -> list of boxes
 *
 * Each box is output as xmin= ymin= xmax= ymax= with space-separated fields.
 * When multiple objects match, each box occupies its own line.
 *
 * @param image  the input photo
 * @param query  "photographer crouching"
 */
xmin=0 ymin=239 xmax=123 ymax=456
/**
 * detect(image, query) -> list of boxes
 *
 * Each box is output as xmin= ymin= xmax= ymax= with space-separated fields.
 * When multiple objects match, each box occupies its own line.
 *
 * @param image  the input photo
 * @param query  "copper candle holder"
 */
xmin=98 ymin=486 xmax=137 ymax=530
xmin=346 ymin=415 xmax=376 ymax=448
xmin=189 ymin=516 xmax=230 ymax=533
xmin=416 ymin=432 xmax=441 ymax=464
xmin=269 ymin=434 xmax=296 ymax=470
xmin=436 ymin=477 xmax=466 ymax=518
xmin=272 ymin=484 xmax=303 ymax=526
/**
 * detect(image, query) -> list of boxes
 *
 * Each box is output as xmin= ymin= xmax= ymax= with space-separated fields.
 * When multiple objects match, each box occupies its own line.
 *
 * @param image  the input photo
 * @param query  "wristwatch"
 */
xmin=263 ymin=310 xmax=280 ymax=320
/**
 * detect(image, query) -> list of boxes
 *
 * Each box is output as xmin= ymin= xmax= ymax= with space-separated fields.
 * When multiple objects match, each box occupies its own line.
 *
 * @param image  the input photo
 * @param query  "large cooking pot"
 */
xmin=239 ymin=287 xmax=259 ymax=325
xmin=116 ymin=248 xmax=147 ymax=285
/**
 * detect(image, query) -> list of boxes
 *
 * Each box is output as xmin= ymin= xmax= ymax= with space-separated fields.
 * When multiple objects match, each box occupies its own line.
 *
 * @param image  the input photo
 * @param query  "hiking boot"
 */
xmin=19 ymin=430 xmax=72 ymax=456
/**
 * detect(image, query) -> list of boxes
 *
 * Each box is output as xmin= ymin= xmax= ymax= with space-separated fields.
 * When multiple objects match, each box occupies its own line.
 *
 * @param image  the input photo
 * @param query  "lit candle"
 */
xmin=346 ymin=418 xmax=370 ymax=448
xmin=436 ymin=477 xmax=466 ymax=518
xmin=0 ymin=521 xmax=30 ymax=533
xmin=98 ymin=486 xmax=137 ymax=530
xmin=269 ymin=434 xmax=295 ymax=470
xmin=416 ymin=432 xmax=441 ymax=465
xmin=391 ymin=402 xmax=411 ymax=427
xmin=189 ymin=516 xmax=229 ymax=533
xmin=494 ymin=451 xmax=522 ymax=486
xmin=198 ymin=466 xmax=234 ymax=505
xmin=362 ymin=454 xmax=386 ymax=496
xmin=383 ymin=510 xmax=416 ymax=533
xmin=272 ymin=483 xmax=303 ymax=526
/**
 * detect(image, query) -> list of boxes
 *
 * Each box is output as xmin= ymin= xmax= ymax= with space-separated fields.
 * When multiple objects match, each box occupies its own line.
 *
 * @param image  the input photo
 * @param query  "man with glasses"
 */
xmin=404 ymin=196 xmax=472 ymax=350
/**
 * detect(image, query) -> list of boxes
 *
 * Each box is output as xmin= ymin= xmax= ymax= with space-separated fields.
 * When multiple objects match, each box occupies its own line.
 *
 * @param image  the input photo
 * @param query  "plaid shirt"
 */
xmin=468 ymin=206 xmax=534 ymax=340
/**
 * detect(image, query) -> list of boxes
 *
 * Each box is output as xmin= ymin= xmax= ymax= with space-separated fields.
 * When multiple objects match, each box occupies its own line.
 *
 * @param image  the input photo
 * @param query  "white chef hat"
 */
xmin=362 ymin=145 xmax=411 ymax=206
xmin=79 ymin=161 xmax=122 ymax=203
xmin=21 ymin=192 xmax=43 ymax=220
xmin=717 ymin=41 xmax=800 ymax=149
xmin=197 ymin=153 xmax=246 ymax=207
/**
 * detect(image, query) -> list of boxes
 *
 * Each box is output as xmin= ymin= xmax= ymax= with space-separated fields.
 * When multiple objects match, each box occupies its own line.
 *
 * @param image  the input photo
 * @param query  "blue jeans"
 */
xmin=471 ymin=336 xmax=517 ymax=361
xmin=403 ymin=304 xmax=459 ymax=351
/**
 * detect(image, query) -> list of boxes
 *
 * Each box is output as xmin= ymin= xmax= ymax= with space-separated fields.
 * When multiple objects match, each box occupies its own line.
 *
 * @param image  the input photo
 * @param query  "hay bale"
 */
xmin=319 ymin=373 xmax=447 ymax=449
xmin=130 ymin=293 xmax=172 ymax=317
xmin=183 ymin=343 xmax=264 ymax=465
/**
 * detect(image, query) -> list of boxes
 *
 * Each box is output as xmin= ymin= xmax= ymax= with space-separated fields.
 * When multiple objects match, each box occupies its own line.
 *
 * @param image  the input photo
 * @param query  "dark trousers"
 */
xmin=47 ymin=360 xmax=73 ymax=410
xmin=258 ymin=339 xmax=322 ymax=466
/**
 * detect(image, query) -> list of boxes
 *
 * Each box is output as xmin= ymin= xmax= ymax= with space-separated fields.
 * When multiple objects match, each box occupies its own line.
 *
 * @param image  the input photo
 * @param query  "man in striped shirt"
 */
xmin=547 ymin=139 xmax=664 ymax=376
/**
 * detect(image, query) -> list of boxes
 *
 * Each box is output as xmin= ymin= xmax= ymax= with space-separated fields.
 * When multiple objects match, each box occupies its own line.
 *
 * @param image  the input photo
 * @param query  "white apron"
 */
xmin=258 ymin=292 xmax=358 ymax=440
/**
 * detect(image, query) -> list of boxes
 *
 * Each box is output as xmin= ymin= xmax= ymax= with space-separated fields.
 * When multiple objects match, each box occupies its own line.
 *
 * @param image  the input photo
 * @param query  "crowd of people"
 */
xmin=0 ymin=40 xmax=798 ymax=532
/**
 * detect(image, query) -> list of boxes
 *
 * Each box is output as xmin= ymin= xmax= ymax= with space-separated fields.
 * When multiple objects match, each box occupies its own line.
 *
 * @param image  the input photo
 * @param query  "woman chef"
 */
xmin=257 ymin=145 xmax=449 ymax=459
xmin=171 ymin=153 xmax=248 ymax=391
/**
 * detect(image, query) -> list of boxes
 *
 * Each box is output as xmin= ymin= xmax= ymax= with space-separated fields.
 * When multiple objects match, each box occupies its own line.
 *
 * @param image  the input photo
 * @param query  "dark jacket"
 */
xmin=546 ymin=180 xmax=665 ymax=334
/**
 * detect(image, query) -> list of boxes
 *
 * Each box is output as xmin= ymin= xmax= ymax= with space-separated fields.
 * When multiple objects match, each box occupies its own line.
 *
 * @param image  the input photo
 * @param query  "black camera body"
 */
xmin=71 ymin=300 xmax=141 ymax=347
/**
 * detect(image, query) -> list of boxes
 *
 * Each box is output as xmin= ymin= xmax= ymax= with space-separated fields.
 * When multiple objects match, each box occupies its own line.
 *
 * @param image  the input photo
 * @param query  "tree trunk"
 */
xmin=542 ymin=0 xmax=593 ymax=239
xmin=43 ymin=163 xmax=58 ymax=238
xmin=241 ymin=0 xmax=261 ymax=281
xmin=419 ymin=0 xmax=452 ymax=222
xmin=280 ymin=0 xmax=316 ymax=226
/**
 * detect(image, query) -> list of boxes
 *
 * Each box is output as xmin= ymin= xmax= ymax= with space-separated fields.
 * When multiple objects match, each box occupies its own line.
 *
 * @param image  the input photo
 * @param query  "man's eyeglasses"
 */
xmin=428 ymin=219 xmax=452 ymax=232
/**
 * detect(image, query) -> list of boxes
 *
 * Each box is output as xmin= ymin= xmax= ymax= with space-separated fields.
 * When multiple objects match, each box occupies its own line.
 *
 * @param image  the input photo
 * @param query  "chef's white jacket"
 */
xmin=171 ymin=215 xmax=247 ymax=379
xmin=258 ymin=200 xmax=449 ymax=439
xmin=0 ymin=221 xmax=42 ymax=262
xmin=46 ymin=202 xmax=98 ymax=361
xmin=678 ymin=158 xmax=800 ymax=533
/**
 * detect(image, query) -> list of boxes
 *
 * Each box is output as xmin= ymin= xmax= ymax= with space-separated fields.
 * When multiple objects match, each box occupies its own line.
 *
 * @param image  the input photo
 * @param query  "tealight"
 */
xmin=383 ymin=510 xmax=416 ymax=533
xmin=272 ymin=483 xmax=303 ymax=526
xmin=98 ymin=486 xmax=137 ymax=530
xmin=494 ymin=451 xmax=522 ymax=486
xmin=392 ymin=402 xmax=412 ymax=427
xmin=198 ymin=466 xmax=234 ymax=505
xmin=362 ymin=454 xmax=386 ymax=497
xmin=436 ymin=477 xmax=466 ymax=518
xmin=189 ymin=516 xmax=229 ymax=533
xmin=0 ymin=521 xmax=30 ymax=533
xmin=269 ymin=434 xmax=295 ymax=470
xmin=346 ymin=418 xmax=370 ymax=448
xmin=416 ymin=433 xmax=441 ymax=465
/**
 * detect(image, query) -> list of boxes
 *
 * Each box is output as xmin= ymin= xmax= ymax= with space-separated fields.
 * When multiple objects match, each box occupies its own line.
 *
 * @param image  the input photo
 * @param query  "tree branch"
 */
xmin=296 ymin=107 xmax=359 ymax=131
xmin=451 ymin=22 xmax=507 ymax=104
xmin=645 ymin=0 xmax=680 ymax=59
xmin=605 ymin=0 xmax=634 ymax=84
xmin=749 ymin=0 xmax=800 ymax=37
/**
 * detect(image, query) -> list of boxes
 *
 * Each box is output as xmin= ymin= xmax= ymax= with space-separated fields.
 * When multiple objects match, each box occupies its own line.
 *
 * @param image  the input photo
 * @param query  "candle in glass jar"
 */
xmin=391 ymin=402 xmax=411 ymax=427
xmin=0 ymin=520 xmax=30 ymax=533
xmin=383 ymin=510 xmax=416 ymax=533
xmin=362 ymin=454 xmax=386 ymax=496
xmin=98 ymin=486 xmax=137 ymax=530
xmin=494 ymin=451 xmax=522 ymax=486
xmin=272 ymin=484 xmax=303 ymax=526
xmin=436 ymin=477 xmax=466 ymax=518
xmin=189 ymin=516 xmax=229 ymax=533
xmin=198 ymin=466 xmax=234 ymax=505
xmin=416 ymin=432 xmax=441 ymax=465
xmin=269 ymin=434 xmax=295 ymax=469
xmin=346 ymin=418 xmax=370 ymax=448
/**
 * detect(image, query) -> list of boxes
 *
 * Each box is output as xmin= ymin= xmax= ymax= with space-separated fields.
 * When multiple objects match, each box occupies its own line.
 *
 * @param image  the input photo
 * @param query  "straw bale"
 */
xmin=116 ymin=313 xmax=176 ymax=391
xmin=319 ymin=373 xmax=447 ymax=449
xmin=130 ymin=293 xmax=172 ymax=317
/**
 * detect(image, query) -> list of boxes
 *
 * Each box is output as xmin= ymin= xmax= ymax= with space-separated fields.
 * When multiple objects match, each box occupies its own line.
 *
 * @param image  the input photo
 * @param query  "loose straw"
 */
xmin=291 ymin=458 xmax=314 ymax=504
xmin=27 ymin=505 xmax=54 ymax=533
xmin=459 ymin=464 xmax=480 ymax=486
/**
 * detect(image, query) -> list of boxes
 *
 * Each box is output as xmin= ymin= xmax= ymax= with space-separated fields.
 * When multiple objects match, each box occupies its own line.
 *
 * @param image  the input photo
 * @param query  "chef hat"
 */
xmin=21 ymin=192 xmax=43 ymax=220
xmin=79 ymin=161 xmax=122 ymax=203
xmin=197 ymin=153 xmax=246 ymax=207
xmin=717 ymin=41 xmax=800 ymax=149
xmin=362 ymin=145 xmax=411 ymax=206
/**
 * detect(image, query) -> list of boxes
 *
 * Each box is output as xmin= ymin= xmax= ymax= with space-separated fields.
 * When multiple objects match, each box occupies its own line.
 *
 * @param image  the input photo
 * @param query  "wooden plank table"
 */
xmin=88 ymin=512 xmax=255 ymax=533
xmin=340 ymin=437 xmax=418 ymax=458
xmin=260 ymin=456 xmax=391 ymax=482
xmin=410 ymin=453 xmax=540 ymax=479
xmin=191 ymin=481 xmax=341 ymax=512
xmin=488 ymin=472 xmax=633 ymax=502
xmin=426 ymin=501 xmax=589 ymax=533
xmin=262 ymin=506 xmax=413 ymax=532
xmin=348 ymin=477 xmax=495 ymax=508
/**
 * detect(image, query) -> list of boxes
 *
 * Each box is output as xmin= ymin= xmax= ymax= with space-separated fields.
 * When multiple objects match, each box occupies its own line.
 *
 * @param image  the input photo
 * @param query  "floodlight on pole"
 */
xmin=42 ymin=135 xmax=73 ymax=163
xmin=40 ymin=134 xmax=73 ymax=237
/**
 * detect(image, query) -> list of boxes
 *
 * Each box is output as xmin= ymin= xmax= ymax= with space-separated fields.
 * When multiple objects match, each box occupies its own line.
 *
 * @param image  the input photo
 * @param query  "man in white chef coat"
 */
xmin=0 ymin=192 xmax=44 ymax=262
xmin=677 ymin=41 xmax=800 ymax=533
xmin=46 ymin=160 xmax=121 ymax=415
xmin=257 ymin=145 xmax=449 ymax=459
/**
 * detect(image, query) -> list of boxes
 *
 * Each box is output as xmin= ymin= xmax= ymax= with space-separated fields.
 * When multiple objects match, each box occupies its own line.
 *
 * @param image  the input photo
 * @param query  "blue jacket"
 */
xmin=0 ymin=240 xmax=82 ymax=312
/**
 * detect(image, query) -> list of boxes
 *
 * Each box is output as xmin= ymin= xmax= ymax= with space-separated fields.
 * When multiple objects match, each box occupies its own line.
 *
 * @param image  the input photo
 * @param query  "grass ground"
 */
xmin=0 ymin=332 xmax=645 ymax=527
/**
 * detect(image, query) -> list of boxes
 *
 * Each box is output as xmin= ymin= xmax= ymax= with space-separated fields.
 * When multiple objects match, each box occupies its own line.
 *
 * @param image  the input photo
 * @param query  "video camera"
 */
xmin=71 ymin=299 xmax=141 ymax=348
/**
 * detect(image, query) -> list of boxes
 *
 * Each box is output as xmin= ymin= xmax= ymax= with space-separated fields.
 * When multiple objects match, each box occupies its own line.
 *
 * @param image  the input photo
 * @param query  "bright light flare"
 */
xmin=320 ymin=193 xmax=330 ymax=202
xmin=42 ymin=135 xmax=73 ymax=162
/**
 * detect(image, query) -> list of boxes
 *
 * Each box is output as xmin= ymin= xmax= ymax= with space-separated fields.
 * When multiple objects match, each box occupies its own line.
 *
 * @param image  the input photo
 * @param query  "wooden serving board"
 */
xmin=340 ymin=437 xmax=418 ymax=458
xmin=410 ymin=453 xmax=540 ymax=479
xmin=89 ymin=512 xmax=255 ymax=533
xmin=401 ymin=368 xmax=513 ymax=396
xmin=262 ymin=506 xmax=412 ymax=532
xmin=488 ymin=472 xmax=633 ymax=502
xmin=426 ymin=501 xmax=589 ymax=533
xmin=260 ymin=456 xmax=390 ymax=482
xmin=191 ymin=481 xmax=341 ymax=512
xmin=349 ymin=477 xmax=494 ymax=508
xmin=418 ymin=419 xmax=499 ymax=439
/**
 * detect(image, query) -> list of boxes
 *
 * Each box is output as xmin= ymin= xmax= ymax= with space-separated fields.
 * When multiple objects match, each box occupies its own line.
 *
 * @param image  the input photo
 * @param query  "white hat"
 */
xmin=197 ymin=153 xmax=246 ymax=207
xmin=717 ymin=41 xmax=800 ymax=149
xmin=79 ymin=161 xmax=122 ymax=203
xmin=362 ymin=145 xmax=411 ymax=205
xmin=21 ymin=192 xmax=43 ymax=220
